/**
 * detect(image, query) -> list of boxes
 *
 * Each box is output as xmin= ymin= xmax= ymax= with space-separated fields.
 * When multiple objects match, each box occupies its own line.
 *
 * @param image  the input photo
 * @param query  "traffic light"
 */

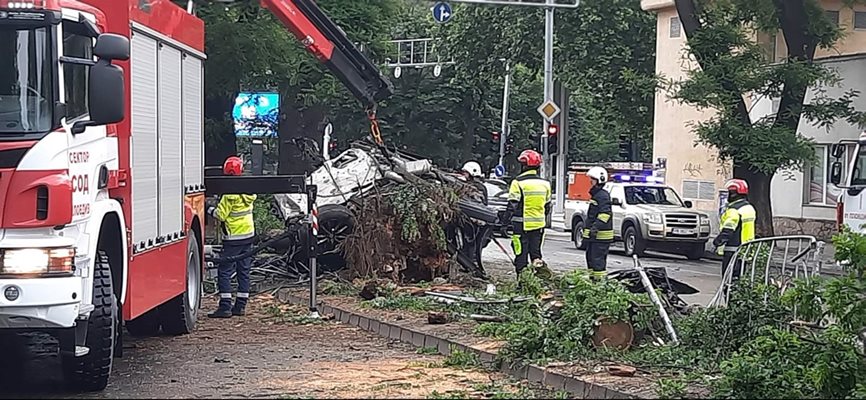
xmin=505 ymin=136 xmax=514 ymax=153
xmin=491 ymin=131 xmax=501 ymax=153
xmin=547 ymin=124 xmax=559 ymax=155
xmin=547 ymin=124 xmax=559 ymax=138
xmin=618 ymin=134 xmax=636 ymax=161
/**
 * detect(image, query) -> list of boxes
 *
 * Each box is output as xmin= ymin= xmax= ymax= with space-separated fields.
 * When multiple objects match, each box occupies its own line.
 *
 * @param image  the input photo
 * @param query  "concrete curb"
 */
xmin=277 ymin=291 xmax=639 ymax=399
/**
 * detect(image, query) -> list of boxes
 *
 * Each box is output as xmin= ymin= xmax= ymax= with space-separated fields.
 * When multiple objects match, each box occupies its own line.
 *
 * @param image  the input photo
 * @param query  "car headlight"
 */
xmin=700 ymin=215 xmax=710 ymax=226
xmin=644 ymin=213 xmax=663 ymax=224
xmin=1 ymin=247 xmax=75 ymax=276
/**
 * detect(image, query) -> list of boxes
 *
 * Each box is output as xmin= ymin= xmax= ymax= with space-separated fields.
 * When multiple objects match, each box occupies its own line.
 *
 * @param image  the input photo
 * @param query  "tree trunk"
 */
xmin=734 ymin=165 xmax=775 ymax=237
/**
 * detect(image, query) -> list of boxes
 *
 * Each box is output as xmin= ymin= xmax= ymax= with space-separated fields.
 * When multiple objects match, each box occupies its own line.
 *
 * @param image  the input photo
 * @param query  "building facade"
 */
xmin=641 ymin=0 xmax=866 ymax=239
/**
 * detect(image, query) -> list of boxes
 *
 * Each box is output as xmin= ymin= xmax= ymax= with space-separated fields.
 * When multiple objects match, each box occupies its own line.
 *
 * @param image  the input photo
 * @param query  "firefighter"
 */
xmin=504 ymin=150 xmax=551 ymax=275
xmin=460 ymin=161 xmax=488 ymax=205
xmin=207 ymin=156 xmax=257 ymax=318
xmin=713 ymin=179 xmax=756 ymax=281
xmin=583 ymin=166 xmax=613 ymax=280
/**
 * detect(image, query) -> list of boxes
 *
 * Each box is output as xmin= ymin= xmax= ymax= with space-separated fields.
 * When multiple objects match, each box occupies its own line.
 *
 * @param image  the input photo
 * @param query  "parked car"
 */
xmin=564 ymin=181 xmax=711 ymax=260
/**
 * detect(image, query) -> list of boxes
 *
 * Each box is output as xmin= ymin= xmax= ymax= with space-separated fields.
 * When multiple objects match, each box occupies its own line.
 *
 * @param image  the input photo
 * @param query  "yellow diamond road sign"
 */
xmin=537 ymin=100 xmax=561 ymax=121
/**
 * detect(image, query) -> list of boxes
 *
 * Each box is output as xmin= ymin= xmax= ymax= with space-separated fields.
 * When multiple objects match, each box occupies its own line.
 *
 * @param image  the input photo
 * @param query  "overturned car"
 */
xmin=269 ymin=141 xmax=501 ymax=281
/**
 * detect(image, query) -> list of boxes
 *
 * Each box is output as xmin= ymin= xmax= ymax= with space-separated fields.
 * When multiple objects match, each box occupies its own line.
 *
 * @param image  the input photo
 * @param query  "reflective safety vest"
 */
xmin=582 ymin=185 xmax=614 ymax=242
xmin=214 ymin=193 xmax=257 ymax=241
xmin=718 ymin=199 xmax=756 ymax=252
xmin=507 ymin=169 xmax=551 ymax=232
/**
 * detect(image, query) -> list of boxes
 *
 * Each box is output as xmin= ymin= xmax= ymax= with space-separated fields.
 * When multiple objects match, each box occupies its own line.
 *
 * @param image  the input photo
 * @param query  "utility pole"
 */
xmin=498 ymin=60 xmax=511 ymax=169
xmin=541 ymin=0 xmax=554 ymax=179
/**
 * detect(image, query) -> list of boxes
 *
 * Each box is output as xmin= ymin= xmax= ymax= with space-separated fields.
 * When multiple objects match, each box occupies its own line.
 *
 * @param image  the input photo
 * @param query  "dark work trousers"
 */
xmin=586 ymin=241 xmax=611 ymax=278
xmin=722 ymin=251 xmax=744 ymax=294
xmin=217 ymin=239 xmax=253 ymax=310
xmin=512 ymin=228 xmax=544 ymax=274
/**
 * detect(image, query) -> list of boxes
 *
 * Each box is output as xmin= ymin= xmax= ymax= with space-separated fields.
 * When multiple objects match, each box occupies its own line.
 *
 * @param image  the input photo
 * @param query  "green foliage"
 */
xmin=252 ymin=194 xmax=283 ymax=234
xmin=656 ymin=377 xmax=687 ymax=399
xmin=714 ymin=326 xmax=866 ymax=399
xmin=388 ymin=184 xmax=458 ymax=250
xmin=671 ymin=0 xmax=866 ymax=177
xmin=478 ymin=270 xmax=656 ymax=363
xmin=442 ymin=347 xmax=482 ymax=370
xmin=833 ymin=224 xmax=866 ymax=276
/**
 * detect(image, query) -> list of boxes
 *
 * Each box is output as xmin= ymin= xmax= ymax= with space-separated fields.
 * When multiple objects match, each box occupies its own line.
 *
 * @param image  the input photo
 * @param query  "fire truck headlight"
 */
xmin=1 ymin=247 xmax=75 ymax=276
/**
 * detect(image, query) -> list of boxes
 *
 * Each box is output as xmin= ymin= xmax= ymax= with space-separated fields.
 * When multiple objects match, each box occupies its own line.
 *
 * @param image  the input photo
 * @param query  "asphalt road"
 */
xmin=481 ymin=231 xmax=723 ymax=305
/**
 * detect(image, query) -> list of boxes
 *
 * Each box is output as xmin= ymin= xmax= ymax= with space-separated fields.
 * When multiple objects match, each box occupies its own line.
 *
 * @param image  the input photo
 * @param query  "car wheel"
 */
xmin=624 ymin=225 xmax=646 ymax=257
xmin=572 ymin=220 xmax=586 ymax=250
xmin=686 ymin=244 xmax=704 ymax=261
xmin=317 ymin=204 xmax=354 ymax=272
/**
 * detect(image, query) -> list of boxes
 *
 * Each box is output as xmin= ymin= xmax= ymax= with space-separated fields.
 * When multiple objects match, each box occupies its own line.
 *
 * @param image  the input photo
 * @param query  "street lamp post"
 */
xmin=499 ymin=60 xmax=512 ymax=169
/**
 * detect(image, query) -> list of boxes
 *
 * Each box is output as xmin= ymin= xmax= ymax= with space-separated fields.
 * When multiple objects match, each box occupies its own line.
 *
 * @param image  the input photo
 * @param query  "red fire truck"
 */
xmin=0 ymin=0 xmax=391 ymax=391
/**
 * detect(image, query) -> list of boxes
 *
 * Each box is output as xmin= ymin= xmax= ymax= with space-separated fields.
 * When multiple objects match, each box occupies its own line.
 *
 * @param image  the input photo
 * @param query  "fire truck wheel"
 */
xmin=63 ymin=250 xmax=116 ymax=392
xmin=159 ymin=232 xmax=201 ymax=335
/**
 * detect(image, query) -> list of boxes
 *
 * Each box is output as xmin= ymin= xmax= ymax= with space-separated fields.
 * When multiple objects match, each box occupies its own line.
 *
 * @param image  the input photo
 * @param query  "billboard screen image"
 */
xmin=233 ymin=92 xmax=280 ymax=137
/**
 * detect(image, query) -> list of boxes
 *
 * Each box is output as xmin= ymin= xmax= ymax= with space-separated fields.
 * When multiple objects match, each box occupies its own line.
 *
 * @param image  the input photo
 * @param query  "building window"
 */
xmin=62 ymin=21 xmax=94 ymax=121
xmin=826 ymin=10 xmax=840 ymax=26
xmin=806 ymin=145 xmax=850 ymax=206
xmin=670 ymin=17 xmax=681 ymax=38
xmin=682 ymin=179 xmax=715 ymax=201
xmin=855 ymin=11 xmax=866 ymax=30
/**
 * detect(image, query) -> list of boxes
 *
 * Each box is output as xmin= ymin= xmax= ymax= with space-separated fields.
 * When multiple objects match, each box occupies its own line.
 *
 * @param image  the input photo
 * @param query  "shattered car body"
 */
xmin=271 ymin=142 xmax=499 ymax=278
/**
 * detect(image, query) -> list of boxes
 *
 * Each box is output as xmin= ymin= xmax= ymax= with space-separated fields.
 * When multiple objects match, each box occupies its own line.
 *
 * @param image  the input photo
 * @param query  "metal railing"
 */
xmin=708 ymin=235 xmax=825 ymax=307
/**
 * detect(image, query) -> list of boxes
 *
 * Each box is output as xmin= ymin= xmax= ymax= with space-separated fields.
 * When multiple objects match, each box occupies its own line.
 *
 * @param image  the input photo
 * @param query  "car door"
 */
xmin=609 ymin=185 xmax=626 ymax=239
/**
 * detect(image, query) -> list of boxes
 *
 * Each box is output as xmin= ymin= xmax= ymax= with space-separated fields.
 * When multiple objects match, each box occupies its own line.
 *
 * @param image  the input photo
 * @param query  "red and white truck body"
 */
xmin=0 ymin=0 xmax=392 ymax=390
xmin=0 ymin=0 xmax=205 ymax=389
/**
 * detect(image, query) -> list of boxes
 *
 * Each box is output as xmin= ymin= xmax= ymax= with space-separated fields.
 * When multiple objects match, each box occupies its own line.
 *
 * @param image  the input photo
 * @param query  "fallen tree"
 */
xmin=268 ymin=139 xmax=498 ymax=283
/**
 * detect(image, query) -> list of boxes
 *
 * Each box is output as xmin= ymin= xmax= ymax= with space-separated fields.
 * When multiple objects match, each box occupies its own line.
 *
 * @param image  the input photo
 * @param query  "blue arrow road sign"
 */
xmin=494 ymin=164 xmax=506 ymax=178
xmin=432 ymin=2 xmax=453 ymax=24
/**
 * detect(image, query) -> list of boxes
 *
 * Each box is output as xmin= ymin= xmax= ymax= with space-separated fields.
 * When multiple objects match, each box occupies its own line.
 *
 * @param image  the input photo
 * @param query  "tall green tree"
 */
xmin=673 ymin=0 xmax=866 ymax=235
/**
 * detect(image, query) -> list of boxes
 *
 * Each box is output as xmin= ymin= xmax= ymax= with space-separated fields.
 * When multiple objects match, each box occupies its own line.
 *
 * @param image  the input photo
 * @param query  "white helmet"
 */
xmin=461 ymin=161 xmax=483 ymax=178
xmin=587 ymin=166 xmax=608 ymax=184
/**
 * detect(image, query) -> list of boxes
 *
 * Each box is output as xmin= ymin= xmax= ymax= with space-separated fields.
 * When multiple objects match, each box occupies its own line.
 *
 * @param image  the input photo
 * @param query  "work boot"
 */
xmin=232 ymin=298 xmax=247 ymax=316
xmin=208 ymin=298 xmax=233 ymax=319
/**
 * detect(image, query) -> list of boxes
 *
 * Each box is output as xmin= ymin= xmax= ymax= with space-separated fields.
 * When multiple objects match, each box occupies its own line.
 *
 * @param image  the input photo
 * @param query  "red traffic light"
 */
xmin=547 ymin=124 xmax=559 ymax=136
xmin=492 ymin=131 xmax=501 ymax=141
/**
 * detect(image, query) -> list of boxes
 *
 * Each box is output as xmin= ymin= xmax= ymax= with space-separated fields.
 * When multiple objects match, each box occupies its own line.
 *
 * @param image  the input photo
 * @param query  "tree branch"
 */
xmin=674 ymin=0 xmax=752 ymax=127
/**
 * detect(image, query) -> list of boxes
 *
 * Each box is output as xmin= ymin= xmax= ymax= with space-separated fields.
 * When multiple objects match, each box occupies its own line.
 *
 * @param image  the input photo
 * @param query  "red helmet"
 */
xmin=725 ymin=179 xmax=748 ymax=195
xmin=518 ymin=150 xmax=542 ymax=167
xmin=223 ymin=156 xmax=243 ymax=176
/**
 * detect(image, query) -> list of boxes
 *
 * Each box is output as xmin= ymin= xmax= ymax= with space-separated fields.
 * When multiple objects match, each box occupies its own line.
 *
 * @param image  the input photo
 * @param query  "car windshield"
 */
xmin=0 ymin=25 xmax=54 ymax=134
xmin=625 ymin=186 xmax=684 ymax=206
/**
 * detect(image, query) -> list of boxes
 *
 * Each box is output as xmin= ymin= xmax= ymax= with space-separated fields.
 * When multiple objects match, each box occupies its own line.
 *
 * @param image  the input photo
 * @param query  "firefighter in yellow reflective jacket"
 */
xmin=207 ymin=156 xmax=257 ymax=318
xmin=583 ymin=167 xmax=614 ymax=280
xmin=713 ymin=179 xmax=756 ymax=281
xmin=504 ymin=150 xmax=552 ymax=275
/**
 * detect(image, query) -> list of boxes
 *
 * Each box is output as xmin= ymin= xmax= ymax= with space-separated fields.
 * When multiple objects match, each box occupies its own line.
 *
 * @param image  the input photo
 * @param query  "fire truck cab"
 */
xmin=0 ymin=0 xmax=393 ymax=392
xmin=830 ymin=132 xmax=866 ymax=232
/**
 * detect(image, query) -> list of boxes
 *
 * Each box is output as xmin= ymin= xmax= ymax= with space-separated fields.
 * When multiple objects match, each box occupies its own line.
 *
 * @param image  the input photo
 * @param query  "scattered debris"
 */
xmin=427 ymin=311 xmax=449 ymax=325
xmin=608 ymin=365 xmax=637 ymax=377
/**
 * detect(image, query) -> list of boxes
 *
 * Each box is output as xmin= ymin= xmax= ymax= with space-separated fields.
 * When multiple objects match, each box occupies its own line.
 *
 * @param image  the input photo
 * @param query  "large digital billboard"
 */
xmin=233 ymin=92 xmax=280 ymax=138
